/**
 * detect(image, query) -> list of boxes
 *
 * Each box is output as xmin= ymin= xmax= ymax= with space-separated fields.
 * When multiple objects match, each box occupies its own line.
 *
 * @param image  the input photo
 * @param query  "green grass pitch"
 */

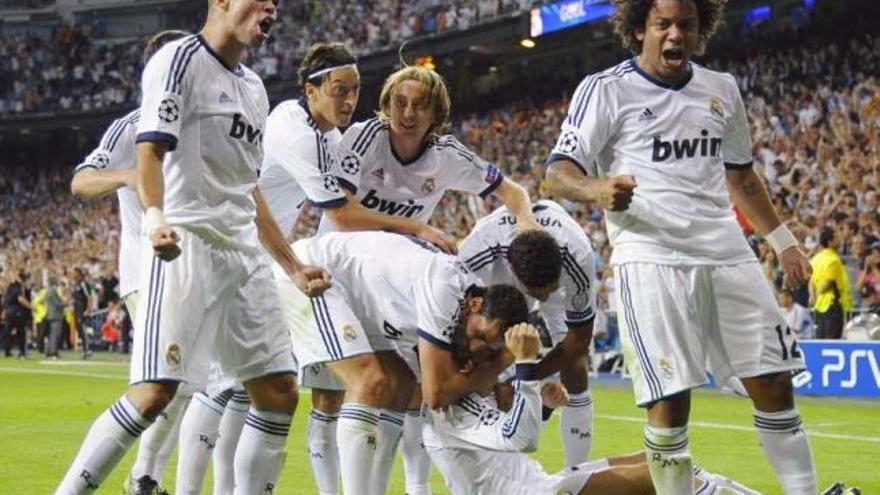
xmin=0 ymin=353 xmax=877 ymax=494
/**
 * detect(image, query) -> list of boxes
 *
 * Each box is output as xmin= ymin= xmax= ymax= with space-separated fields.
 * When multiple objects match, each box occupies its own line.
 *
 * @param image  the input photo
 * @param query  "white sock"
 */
xmin=56 ymin=396 xmax=153 ymax=495
xmin=234 ymin=408 xmax=292 ymax=495
xmin=402 ymin=408 xmax=432 ymax=495
xmin=307 ymin=409 xmax=340 ymax=495
xmin=213 ymin=389 xmax=250 ymax=495
xmin=561 ymin=390 xmax=594 ymax=466
xmin=373 ymin=409 xmax=405 ymax=495
xmin=694 ymin=466 xmax=762 ymax=495
xmin=556 ymin=458 xmax=611 ymax=494
xmin=130 ymin=390 xmax=189 ymax=483
xmin=337 ymin=404 xmax=380 ymax=495
xmin=175 ymin=392 xmax=227 ymax=495
xmin=754 ymin=409 xmax=817 ymax=495
xmin=644 ymin=425 xmax=693 ymax=495
xmin=151 ymin=392 xmax=189 ymax=482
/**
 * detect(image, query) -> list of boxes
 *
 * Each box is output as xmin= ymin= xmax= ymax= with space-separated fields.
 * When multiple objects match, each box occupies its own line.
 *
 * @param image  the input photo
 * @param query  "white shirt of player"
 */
xmin=297 ymin=231 xmax=480 ymax=355
xmin=319 ymin=117 xmax=503 ymax=232
xmin=459 ymin=200 xmax=596 ymax=333
xmin=76 ymin=109 xmax=141 ymax=298
xmin=136 ymin=34 xmax=270 ymax=253
xmin=550 ymin=59 xmax=756 ymax=266
xmin=423 ymin=373 xmax=543 ymax=453
xmin=259 ymin=98 xmax=347 ymax=236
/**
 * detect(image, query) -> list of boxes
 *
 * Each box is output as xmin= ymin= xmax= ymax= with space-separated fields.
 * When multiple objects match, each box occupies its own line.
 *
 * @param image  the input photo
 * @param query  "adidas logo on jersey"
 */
xmin=372 ymin=168 xmax=385 ymax=180
xmin=638 ymin=107 xmax=657 ymax=122
xmin=228 ymin=113 xmax=263 ymax=146
xmin=218 ymin=91 xmax=233 ymax=104
xmin=652 ymin=129 xmax=722 ymax=162
xmin=361 ymin=189 xmax=424 ymax=218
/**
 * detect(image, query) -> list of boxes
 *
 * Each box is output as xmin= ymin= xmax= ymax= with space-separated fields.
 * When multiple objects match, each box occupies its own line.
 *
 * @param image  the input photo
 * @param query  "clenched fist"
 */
xmin=598 ymin=175 xmax=637 ymax=211
xmin=505 ymin=323 xmax=540 ymax=361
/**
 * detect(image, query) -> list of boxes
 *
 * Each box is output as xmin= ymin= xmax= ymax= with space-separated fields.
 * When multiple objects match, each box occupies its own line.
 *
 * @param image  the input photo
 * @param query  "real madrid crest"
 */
xmin=709 ymin=98 xmax=724 ymax=119
xmin=165 ymin=343 xmax=182 ymax=371
xmin=421 ymin=177 xmax=436 ymax=195
xmin=572 ymin=292 xmax=590 ymax=311
xmin=341 ymin=324 xmax=357 ymax=342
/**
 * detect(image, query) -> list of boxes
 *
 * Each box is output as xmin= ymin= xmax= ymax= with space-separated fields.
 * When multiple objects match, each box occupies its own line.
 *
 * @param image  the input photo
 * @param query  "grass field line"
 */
xmin=3 ymin=365 xmax=879 ymax=444
xmin=0 ymin=366 xmax=127 ymax=381
xmin=598 ymin=414 xmax=880 ymax=444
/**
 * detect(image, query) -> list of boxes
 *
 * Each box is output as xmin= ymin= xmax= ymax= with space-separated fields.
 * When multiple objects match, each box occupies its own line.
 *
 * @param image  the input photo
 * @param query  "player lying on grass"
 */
xmin=423 ymin=323 xmax=762 ymax=495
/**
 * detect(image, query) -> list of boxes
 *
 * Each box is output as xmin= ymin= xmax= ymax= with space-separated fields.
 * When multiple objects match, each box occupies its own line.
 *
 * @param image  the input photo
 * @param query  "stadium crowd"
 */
xmin=0 ymin=0 xmax=533 ymax=114
xmin=2 ymin=24 xmax=879 ymax=357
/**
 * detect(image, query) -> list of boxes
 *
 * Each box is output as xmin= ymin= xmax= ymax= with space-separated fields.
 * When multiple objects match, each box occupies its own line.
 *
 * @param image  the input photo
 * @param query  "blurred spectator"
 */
xmin=44 ymin=275 xmax=66 ymax=359
xmin=71 ymin=266 xmax=92 ymax=358
xmin=810 ymin=227 xmax=853 ymax=339
xmin=3 ymin=270 xmax=31 ymax=358
xmin=779 ymin=288 xmax=812 ymax=339
xmin=100 ymin=298 xmax=123 ymax=351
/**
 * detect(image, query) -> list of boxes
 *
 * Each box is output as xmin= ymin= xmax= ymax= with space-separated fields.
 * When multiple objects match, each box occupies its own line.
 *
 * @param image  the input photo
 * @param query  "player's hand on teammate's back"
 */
xmin=780 ymin=246 xmax=812 ymax=288
xmin=505 ymin=323 xmax=540 ymax=361
xmin=599 ymin=175 xmax=637 ymax=211
xmin=152 ymin=225 xmax=181 ymax=261
xmin=417 ymin=224 xmax=458 ymax=255
xmin=291 ymin=265 xmax=333 ymax=297
xmin=541 ymin=382 xmax=569 ymax=409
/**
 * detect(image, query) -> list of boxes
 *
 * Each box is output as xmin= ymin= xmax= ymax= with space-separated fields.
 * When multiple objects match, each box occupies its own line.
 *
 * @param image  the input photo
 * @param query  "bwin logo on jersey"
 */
xmin=229 ymin=113 xmax=263 ymax=145
xmin=652 ymin=130 xmax=722 ymax=162
xmin=361 ymin=189 xmax=424 ymax=218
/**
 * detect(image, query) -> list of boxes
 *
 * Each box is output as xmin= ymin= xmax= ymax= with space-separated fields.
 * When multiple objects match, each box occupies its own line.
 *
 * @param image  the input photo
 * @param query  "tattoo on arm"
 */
xmin=742 ymin=175 xmax=762 ymax=196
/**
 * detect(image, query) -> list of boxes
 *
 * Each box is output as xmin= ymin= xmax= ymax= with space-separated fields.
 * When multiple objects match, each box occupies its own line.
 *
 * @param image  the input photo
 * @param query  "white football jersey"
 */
xmin=75 ymin=109 xmax=141 ymax=297
xmin=136 ymin=34 xmax=269 ymax=253
xmin=550 ymin=59 xmax=756 ymax=265
xmin=297 ymin=231 xmax=480 ymax=350
xmin=318 ymin=118 xmax=503 ymax=232
xmin=259 ymin=98 xmax=347 ymax=236
xmin=459 ymin=200 xmax=596 ymax=335
xmin=423 ymin=369 xmax=543 ymax=453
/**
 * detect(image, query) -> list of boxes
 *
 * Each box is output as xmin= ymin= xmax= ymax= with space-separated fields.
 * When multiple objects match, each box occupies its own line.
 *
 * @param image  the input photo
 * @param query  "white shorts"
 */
xmin=130 ymin=229 xmax=296 ymax=389
xmin=426 ymin=446 xmax=598 ymax=495
xmin=299 ymin=362 xmax=344 ymax=391
xmin=615 ymin=262 xmax=804 ymax=406
xmin=274 ymin=238 xmax=397 ymax=370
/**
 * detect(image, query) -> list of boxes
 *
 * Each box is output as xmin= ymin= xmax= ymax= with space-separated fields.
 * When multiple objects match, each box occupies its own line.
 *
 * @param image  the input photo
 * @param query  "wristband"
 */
xmin=766 ymin=223 xmax=798 ymax=254
xmin=144 ymin=207 xmax=167 ymax=238
xmin=514 ymin=361 xmax=539 ymax=381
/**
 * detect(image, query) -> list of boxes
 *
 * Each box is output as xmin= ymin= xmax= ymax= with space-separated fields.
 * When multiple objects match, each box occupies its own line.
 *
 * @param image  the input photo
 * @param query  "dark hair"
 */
xmin=610 ymin=0 xmax=727 ymax=56
xmin=297 ymin=42 xmax=357 ymax=89
xmin=819 ymin=226 xmax=836 ymax=248
xmin=450 ymin=284 xmax=528 ymax=367
xmin=508 ymin=230 xmax=562 ymax=290
xmin=142 ymin=30 xmax=190 ymax=64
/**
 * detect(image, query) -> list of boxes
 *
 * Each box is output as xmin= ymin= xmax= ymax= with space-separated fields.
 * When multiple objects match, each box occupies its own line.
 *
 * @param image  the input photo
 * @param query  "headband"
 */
xmin=307 ymin=63 xmax=357 ymax=80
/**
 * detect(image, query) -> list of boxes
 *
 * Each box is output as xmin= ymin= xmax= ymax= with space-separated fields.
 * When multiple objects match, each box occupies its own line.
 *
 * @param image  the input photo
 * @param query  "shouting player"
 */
xmin=545 ymin=1 xmax=816 ymax=493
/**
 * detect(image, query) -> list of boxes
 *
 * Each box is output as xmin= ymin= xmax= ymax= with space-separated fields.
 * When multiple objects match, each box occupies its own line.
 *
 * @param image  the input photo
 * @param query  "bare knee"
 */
xmin=128 ymin=381 xmax=179 ymax=419
xmin=244 ymin=372 xmax=299 ymax=414
xmin=312 ymin=388 xmax=345 ymax=413
xmin=742 ymin=372 xmax=794 ymax=412
xmin=561 ymin=358 xmax=590 ymax=395
xmin=335 ymin=356 xmax=413 ymax=408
